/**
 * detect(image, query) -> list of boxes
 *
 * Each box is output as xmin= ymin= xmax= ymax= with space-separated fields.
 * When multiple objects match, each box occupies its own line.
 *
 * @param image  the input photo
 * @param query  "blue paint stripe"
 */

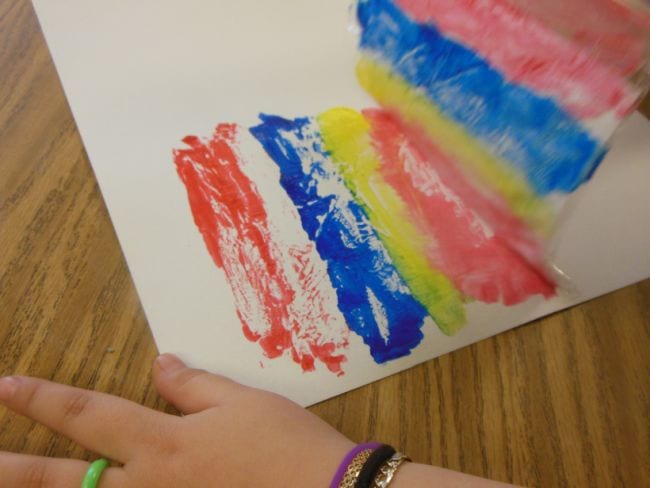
xmin=357 ymin=0 xmax=607 ymax=194
xmin=250 ymin=114 xmax=427 ymax=364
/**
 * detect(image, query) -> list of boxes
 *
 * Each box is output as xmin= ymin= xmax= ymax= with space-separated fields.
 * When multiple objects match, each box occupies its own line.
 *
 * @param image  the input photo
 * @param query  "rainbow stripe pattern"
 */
xmin=173 ymin=0 xmax=647 ymax=373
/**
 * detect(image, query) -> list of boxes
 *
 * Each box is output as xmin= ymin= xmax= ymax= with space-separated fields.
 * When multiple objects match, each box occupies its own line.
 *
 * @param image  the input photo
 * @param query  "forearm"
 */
xmin=392 ymin=462 xmax=516 ymax=488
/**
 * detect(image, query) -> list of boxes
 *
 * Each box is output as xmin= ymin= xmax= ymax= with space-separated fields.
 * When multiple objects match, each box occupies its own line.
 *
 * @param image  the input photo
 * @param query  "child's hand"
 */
xmin=0 ymin=354 xmax=354 ymax=487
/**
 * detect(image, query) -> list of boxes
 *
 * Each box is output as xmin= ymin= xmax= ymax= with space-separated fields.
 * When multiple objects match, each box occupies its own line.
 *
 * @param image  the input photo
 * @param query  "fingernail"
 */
xmin=0 ymin=377 xmax=19 ymax=401
xmin=156 ymin=354 xmax=185 ymax=373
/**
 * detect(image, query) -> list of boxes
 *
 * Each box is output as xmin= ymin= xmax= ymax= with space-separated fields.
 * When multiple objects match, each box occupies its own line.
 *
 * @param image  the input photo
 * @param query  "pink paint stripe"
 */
xmin=504 ymin=0 xmax=650 ymax=76
xmin=365 ymin=109 xmax=556 ymax=305
xmin=395 ymin=0 xmax=641 ymax=119
xmin=173 ymin=124 xmax=347 ymax=374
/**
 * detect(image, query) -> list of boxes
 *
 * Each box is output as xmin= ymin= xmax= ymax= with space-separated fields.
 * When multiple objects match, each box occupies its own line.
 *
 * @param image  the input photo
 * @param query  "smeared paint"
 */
xmin=395 ymin=0 xmax=641 ymax=119
xmin=366 ymin=107 xmax=547 ymax=265
xmin=167 ymin=0 xmax=643 ymax=373
xmin=357 ymin=0 xmax=606 ymax=195
xmin=357 ymin=58 xmax=554 ymax=236
xmin=365 ymin=108 xmax=556 ymax=305
xmin=250 ymin=115 xmax=429 ymax=362
xmin=173 ymin=124 xmax=348 ymax=374
xmin=503 ymin=0 xmax=650 ymax=76
xmin=317 ymin=107 xmax=466 ymax=334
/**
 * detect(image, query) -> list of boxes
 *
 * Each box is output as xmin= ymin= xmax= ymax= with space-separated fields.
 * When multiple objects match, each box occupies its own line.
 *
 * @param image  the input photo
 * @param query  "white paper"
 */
xmin=32 ymin=0 xmax=650 ymax=405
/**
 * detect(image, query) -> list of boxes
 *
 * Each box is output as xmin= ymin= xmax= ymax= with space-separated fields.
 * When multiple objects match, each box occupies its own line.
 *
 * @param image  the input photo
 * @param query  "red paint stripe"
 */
xmin=365 ymin=109 xmax=556 ymax=305
xmin=395 ymin=0 xmax=642 ymax=119
xmin=173 ymin=124 xmax=346 ymax=374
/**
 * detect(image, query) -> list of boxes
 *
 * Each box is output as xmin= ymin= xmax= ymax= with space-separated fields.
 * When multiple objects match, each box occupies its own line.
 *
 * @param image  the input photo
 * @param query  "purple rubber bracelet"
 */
xmin=329 ymin=442 xmax=381 ymax=488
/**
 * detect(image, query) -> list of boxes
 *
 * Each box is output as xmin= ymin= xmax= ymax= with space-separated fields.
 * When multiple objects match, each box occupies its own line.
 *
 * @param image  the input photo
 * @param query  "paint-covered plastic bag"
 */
xmin=345 ymin=0 xmax=650 ymax=300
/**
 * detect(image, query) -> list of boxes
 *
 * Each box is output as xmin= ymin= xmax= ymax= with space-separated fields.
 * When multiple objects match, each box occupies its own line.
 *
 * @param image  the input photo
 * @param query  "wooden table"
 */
xmin=1 ymin=2 xmax=648 ymax=486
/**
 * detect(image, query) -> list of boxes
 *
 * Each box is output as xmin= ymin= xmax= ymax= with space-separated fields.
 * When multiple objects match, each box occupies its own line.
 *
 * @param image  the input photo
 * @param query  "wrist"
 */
xmin=284 ymin=438 xmax=355 ymax=488
xmin=388 ymin=462 xmax=428 ymax=487
xmin=390 ymin=462 xmax=517 ymax=487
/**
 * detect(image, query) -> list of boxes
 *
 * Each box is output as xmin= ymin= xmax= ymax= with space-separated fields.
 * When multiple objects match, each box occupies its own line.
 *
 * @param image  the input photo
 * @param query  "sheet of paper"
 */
xmin=32 ymin=0 xmax=650 ymax=405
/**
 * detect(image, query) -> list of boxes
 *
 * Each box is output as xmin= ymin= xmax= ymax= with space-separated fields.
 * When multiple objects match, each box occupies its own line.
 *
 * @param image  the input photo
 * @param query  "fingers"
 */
xmin=0 ymin=451 xmax=127 ymax=488
xmin=153 ymin=354 xmax=242 ymax=414
xmin=0 ymin=376 xmax=175 ymax=463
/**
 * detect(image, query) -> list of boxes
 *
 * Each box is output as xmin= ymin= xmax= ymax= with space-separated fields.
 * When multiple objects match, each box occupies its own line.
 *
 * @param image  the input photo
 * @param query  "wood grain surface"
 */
xmin=1 ymin=1 xmax=649 ymax=486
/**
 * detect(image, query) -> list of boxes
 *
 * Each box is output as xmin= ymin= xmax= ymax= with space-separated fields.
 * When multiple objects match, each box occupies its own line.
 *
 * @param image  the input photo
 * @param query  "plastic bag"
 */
xmin=348 ymin=0 xmax=650 ymax=299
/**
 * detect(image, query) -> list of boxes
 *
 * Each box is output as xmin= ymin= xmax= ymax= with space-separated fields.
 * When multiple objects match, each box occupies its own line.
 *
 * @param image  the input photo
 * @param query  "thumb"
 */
xmin=152 ymin=354 xmax=242 ymax=414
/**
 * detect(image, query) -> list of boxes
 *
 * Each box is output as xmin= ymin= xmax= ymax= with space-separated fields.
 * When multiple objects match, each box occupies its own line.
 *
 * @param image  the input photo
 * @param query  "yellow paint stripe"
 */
xmin=317 ymin=107 xmax=466 ymax=335
xmin=356 ymin=57 xmax=554 ymax=236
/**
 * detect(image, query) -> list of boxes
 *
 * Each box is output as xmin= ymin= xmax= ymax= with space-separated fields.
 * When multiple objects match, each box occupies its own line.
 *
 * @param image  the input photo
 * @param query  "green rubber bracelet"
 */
xmin=81 ymin=459 xmax=110 ymax=488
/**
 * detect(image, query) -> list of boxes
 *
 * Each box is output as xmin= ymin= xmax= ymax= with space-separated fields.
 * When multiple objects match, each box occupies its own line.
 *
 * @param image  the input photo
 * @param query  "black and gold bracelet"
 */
xmin=356 ymin=444 xmax=396 ymax=488
xmin=370 ymin=452 xmax=411 ymax=488
xmin=332 ymin=443 xmax=411 ymax=488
